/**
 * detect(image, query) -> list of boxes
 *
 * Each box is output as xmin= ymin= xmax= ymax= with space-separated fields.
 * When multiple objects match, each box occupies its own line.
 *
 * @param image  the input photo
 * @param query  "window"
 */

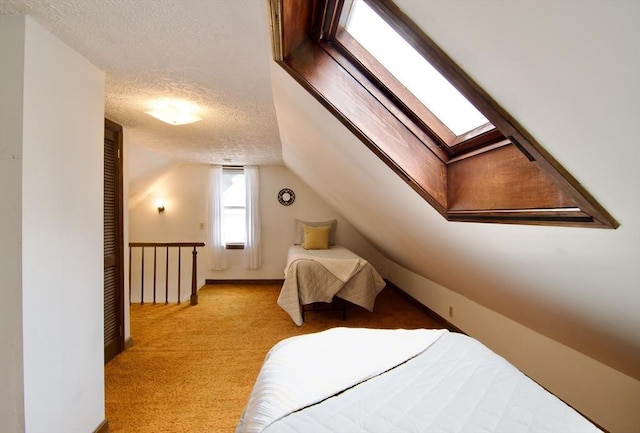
xmin=222 ymin=166 xmax=246 ymax=248
xmin=208 ymin=165 xmax=260 ymax=269
xmin=269 ymin=0 xmax=617 ymax=228
xmin=345 ymin=0 xmax=489 ymax=137
xmin=333 ymin=0 xmax=502 ymax=156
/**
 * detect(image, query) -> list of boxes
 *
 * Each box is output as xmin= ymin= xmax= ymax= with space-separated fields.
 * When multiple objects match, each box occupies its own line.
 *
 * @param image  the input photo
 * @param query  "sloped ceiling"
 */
xmin=271 ymin=0 xmax=640 ymax=379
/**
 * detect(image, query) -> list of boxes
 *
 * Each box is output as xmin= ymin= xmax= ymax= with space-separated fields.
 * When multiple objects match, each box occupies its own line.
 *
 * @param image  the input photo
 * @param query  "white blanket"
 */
xmin=236 ymin=328 xmax=447 ymax=433
xmin=249 ymin=331 xmax=602 ymax=433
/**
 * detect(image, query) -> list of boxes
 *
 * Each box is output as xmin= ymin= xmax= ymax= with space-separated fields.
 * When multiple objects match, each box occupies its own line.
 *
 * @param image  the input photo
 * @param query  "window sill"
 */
xmin=225 ymin=244 xmax=245 ymax=250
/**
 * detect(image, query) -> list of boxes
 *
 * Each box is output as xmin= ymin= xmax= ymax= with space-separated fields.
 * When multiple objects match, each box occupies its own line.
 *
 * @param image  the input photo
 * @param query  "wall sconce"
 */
xmin=155 ymin=198 xmax=166 ymax=213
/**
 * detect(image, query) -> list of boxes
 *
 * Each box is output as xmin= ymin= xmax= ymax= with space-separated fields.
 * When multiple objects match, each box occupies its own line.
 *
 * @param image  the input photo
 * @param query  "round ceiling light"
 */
xmin=145 ymin=99 xmax=202 ymax=125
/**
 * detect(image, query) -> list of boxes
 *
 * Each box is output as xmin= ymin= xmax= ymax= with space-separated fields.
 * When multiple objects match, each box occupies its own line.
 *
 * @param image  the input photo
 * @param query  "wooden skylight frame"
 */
xmin=269 ymin=0 xmax=618 ymax=228
xmin=337 ymin=0 xmax=498 ymax=156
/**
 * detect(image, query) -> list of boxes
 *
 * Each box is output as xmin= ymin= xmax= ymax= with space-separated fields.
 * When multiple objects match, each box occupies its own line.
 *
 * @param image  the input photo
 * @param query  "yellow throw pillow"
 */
xmin=295 ymin=219 xmax=337 ymax=245
xmin=303 ymin=225 xmax=331 ymax=250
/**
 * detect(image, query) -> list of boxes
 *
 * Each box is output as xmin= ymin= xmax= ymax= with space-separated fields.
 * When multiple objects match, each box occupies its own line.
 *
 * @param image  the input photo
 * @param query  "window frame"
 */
xmin=269 ymin=0 xmax=618 ymax=228
xmin=332 ymin=0 xmax=501 ymax=157
xmin=221 ymin=166 xmax=246 ymax=249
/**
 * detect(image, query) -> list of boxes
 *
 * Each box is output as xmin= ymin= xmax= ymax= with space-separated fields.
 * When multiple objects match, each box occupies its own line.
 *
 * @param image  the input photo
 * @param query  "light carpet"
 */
xmin=105 ymin=283 xmax=448 ymax=432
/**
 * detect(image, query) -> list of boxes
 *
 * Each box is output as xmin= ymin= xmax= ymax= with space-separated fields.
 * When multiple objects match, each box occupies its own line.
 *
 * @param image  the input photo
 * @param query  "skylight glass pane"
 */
xmin=346 ymin=0 xmax=489 ymax=136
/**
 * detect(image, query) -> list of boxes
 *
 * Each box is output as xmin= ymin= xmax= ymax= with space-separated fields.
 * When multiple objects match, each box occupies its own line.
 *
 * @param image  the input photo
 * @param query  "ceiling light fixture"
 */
xmin=145 ymin=99 xmax=202 ymax=125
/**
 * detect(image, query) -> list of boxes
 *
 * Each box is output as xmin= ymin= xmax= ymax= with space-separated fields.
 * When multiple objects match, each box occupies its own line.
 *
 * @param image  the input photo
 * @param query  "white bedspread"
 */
xmin=240 ymin=330 xmax=602 ymax=433
xmin=236 ymin=328 xmax=447 ymax=433
xmin=277 ymin=246 xmax=385 ymax=325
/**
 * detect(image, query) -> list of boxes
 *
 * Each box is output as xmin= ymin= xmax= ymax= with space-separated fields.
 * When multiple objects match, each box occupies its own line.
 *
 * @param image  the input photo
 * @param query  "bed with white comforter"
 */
xmin=277 ymin=245 xmax=386 ymax=325
xmin=236 ymin=328 xmax=601 ymax=433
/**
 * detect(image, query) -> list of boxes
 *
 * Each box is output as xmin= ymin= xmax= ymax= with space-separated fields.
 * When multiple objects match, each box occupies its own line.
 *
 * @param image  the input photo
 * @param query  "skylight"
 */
xmin=345 ymin=0 xmax=489 ymax=136
xmin=267 ymin=0 xmax=618 ymax=228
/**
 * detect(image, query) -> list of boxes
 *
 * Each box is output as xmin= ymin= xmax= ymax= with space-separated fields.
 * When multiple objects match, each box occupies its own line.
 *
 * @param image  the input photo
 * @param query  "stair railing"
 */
xmin=128 ymin=242 xmax=205 ymax=306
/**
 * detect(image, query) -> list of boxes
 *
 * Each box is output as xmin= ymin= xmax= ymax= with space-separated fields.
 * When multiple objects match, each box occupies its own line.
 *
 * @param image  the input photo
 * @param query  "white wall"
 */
xmin=127 ymin=157 xmax=386 ymax=300
xmin=128 ymin=162 xmax=208 ymax=303
xmin=270 ymin=2 xmax=640 ymax=431
xmin=0 ymin=15 xmax=106 ymax=432
xmin=0 ymin=14 xmax=26 ymax=433
xmin=387 ymin=262 xmax=640 ymax=433
xmin=388 ymin=0 xmax=640 ymax=378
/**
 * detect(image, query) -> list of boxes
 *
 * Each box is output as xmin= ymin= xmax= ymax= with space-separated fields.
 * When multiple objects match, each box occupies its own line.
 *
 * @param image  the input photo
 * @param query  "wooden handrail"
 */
xmin=128 ymin=242 xmax=205 ymax=306
xmin=129 ymin=242 xmax=206 ymax=248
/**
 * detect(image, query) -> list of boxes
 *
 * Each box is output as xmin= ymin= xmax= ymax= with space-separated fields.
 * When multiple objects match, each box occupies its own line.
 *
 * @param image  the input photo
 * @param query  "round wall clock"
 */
xmin=278 ymin=188 xmax=295 ymax=206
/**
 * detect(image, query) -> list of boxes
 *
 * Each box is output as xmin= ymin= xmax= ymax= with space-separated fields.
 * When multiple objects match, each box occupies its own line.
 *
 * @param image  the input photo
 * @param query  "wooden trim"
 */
xmin=316 ymin=0 xmax=344 ymax=41
xmin=205 ymin=279 xmax=285 ymax=285
xmin=269 ymin=0 xmax=284 ymax=60
xmin=225 ymin=243 xmax=245 ymax=250
xmin=323 ymin=38 xmax=450 ymax=162
xmin=332 ymin=31 xmax=453 ymax=155
xmin=447 ymin=144 xmax=577 ymax=211
xmin=450 ymin=124 xmax=503 ymax=154
xmin=275 ymin=0 xmax=314 ymax=60
xmin=446 ymin=138 xmax=511 ymax=163
xmin=447 ymin=212 xmax=598 ymax=228
xmin=506 ymin=129 xmax=619 ymax=229
xmin=333 ymin=20 xmax=505 ymax=157
xmin=364 ymin=0 xmax=505 ymax=142
xmin=330 ymin=31 xmax=506 ymax=159
xmin=93 ymin=419 xmax=109 ymax=433
xmin=364 ymin=0 xmax=617 ymax=228
xmin=129 ymin=242 xmax=205 ymax=248
xmin=124 ymin=337 xmax=133 ymax=349
xmin=284 ymin=39 xmax=449 ymax=213
xmin=272 ymin=0 xmax=618 ymax=229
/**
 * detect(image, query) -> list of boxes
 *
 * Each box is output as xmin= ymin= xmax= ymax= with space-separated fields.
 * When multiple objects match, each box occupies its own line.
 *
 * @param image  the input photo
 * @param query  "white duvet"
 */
xmin=237 ymin=328 xmax=602 ymax=433
xmin=236 ymin=328 xmax=446 ymax=433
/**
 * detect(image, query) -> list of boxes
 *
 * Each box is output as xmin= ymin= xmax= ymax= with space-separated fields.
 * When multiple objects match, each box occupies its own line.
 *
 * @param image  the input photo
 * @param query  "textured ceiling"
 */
xmin=1 ymin=0 xmax=283 ymax=165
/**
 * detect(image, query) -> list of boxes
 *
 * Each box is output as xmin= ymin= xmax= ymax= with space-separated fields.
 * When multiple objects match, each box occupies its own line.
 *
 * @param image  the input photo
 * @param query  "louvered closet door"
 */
xmin=104 ymin=119 xmax=124 ymax=364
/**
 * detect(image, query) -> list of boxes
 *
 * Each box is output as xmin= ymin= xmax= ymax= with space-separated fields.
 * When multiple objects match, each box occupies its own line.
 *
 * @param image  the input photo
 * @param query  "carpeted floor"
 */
xmin=105 ymin=283 xmax=448 ymax=432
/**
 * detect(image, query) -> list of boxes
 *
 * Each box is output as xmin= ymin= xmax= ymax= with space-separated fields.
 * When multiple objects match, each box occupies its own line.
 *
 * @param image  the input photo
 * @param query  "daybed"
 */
xmin=236 ymin=328 xmax=601 ymax=433
xmin=277 ymin=220 xmax=386 ymax=325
